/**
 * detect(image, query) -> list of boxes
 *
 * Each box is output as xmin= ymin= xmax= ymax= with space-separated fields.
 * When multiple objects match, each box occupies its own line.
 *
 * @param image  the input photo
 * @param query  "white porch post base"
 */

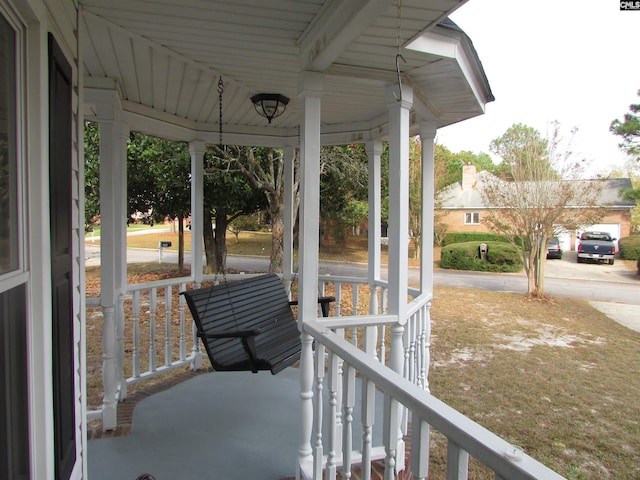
xmin=297 ymin=332 xmax=315 ymax=480
xmin=101 ymin=305 xmax=118 ymax=431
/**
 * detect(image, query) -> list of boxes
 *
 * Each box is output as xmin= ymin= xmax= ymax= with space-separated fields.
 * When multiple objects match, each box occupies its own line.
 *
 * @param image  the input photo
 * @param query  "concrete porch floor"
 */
xmin=87 ymin=367 xmax=387 ymax=480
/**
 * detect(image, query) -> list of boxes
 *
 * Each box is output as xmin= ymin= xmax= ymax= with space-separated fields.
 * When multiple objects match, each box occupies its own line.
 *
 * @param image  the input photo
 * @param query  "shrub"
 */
xmin=619 ymin=235 xmax=640 ymax=260
xmin=440 ymin=241 xmax=522 ymax=273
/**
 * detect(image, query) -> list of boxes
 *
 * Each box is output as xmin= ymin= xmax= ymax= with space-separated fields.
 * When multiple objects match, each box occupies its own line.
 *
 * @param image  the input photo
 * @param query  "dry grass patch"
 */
xmin=430 ymin=287 xmax=640 ymax=480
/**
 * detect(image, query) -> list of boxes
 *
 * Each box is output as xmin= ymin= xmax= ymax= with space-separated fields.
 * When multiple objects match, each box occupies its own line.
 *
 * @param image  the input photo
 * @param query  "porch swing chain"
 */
xmin=393 ymin=0 xmax=406 ymax=102
xmin=218 ymin=76 xmax=224 ymax=148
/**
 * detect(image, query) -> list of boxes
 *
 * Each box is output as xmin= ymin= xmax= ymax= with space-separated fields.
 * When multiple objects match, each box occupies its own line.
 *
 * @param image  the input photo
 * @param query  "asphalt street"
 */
xmin=84 ymin=244 xmax=639 ymax=305
xmin=85 ymin=242 xmax=639 ymax=332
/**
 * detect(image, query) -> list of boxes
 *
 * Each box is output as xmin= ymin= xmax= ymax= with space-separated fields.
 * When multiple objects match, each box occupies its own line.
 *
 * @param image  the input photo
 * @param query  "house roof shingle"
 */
xmin=439 ymin=170 xmax=637 ymax=210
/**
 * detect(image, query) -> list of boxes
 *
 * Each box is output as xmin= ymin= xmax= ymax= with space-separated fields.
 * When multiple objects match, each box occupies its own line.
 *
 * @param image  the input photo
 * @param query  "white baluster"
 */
xmin=325 ymin=350 xmax=339 ymax=480
xmin=379 ymin=324 xmax=386 ymax=366
xmin=335 ymin=331 xmax=344 ymax=457
xmin=351 ymin=283 xmax=359 ymax=348
xmin=179 ymin=282 xmax=187 ymax=361
xmin=369 ymin=284 xmax=378 ymax=315
xmin=341 ymin=363 xmax=355 ymax=479
xmin=381 ymin=286 xmax=388 ymax=314
xmin=415 ymin=310 xmax=422 ymax=384
xmin=352 ymin=282 xmax=359 ymax=316
xmin=424 ymin=300 xmax=432 ymax=393
xmin=164 ymin=285 xmax=172 ymax=367
xmin=361 ymin=376 xmax=376 ymax=480
xmin=313 ymin=343 xmax=325 ymax=479
xmin=411 ymin=417 xmax=430 ymax=480
xmin=404 ymin=314 xmax=413 ymax=383
xmin=379 ymin=287 xmax=388 ymax=364
xmin=334 ymin=282 xmax=342 ymax=317
xmin=149 ymin=288 xmax=157 ymax=372
xmin=191 ymin=314 xmax=203 ymax=370
xmin=132 ymin=291 xmax=140 ymax=378
xmin=447 ymin=440 xmax=469 ymax=480
xmin=382 ymin=392 xmax=398 ymax=480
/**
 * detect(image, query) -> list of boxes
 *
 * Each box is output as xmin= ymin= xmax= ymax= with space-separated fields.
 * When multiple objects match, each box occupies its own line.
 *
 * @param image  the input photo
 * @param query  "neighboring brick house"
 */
xmin=438 ymin=164 xmax=636 ymax=251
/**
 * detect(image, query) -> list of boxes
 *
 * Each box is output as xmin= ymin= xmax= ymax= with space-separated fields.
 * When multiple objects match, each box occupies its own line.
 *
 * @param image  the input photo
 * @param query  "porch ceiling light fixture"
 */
xmin=251 ymin=93 xmax=289 ymax=123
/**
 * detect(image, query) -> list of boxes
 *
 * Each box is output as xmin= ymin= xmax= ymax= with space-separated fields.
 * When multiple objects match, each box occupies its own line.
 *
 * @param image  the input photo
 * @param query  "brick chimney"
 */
xmin=462 ymin=163 xmax=477 ymax=190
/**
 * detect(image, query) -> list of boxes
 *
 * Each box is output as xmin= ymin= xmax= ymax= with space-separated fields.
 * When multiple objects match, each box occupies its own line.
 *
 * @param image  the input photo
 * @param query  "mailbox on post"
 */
xmin=158 ymin=241 xmax=172 ymax=263
xmin=478 ymin=243 xmax=489 ymax=260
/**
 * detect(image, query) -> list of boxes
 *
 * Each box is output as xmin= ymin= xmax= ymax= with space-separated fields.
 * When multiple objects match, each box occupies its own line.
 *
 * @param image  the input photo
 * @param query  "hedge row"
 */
xmin=442 ymin=232 xmax=522 ymax=247
xmin=619 ymin=235 xmax=640 ymax=260
xmin=440 ymin=241 xmax=523 ymax=273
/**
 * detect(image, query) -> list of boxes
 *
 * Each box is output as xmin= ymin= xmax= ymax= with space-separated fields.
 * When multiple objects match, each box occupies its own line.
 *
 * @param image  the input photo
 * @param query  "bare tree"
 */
xmin=210 ymin=145 xmax=299 ymax=274
xmin=481 ymin=123 xmax=603 ymax=298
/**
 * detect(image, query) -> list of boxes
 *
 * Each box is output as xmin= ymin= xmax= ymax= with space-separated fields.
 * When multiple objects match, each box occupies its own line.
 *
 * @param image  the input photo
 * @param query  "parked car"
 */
xmin=546 ymin=237 xmax=563 ymax=259
xmin=577 ymin=231 xmax=616 ymax=265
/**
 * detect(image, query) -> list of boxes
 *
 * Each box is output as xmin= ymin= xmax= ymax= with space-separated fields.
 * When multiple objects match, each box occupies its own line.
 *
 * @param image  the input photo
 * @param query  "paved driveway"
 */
xmin=544 ymin=251 xmax=638 ymax=284
xmin=545 ymin=251 xmax=640 ymax=332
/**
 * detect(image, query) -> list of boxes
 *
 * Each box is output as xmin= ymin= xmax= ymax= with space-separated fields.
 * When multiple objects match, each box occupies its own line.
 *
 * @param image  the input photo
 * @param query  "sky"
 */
xmin=436 ymin=0 xmax=640 ymax=176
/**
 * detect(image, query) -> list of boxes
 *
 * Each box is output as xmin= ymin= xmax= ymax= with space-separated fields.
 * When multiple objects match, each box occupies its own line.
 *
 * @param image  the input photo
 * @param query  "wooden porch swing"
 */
xmin=181 ymin=274 xmax=334 ymax=375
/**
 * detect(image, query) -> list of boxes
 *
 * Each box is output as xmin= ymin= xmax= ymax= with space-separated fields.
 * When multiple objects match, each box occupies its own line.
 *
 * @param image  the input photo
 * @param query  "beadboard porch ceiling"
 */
xmin=80 ymin=0 xmax=493 ymax=143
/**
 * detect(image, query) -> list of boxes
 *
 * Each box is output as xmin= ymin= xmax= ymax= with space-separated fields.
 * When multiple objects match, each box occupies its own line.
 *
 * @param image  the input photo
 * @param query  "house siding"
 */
xmin=438 ymin=169 xmax=636 ymax=251
xmin=440 ymin=208 xmax=633 ymax=251
xmin=440 ymin=209 xmax=490 ymax=233
xmin=11 ymin=0 xmax=84 ymax=478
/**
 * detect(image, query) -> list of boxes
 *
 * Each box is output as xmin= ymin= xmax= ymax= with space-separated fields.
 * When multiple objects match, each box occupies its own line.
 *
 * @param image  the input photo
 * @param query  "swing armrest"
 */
xmin=198 ymin=328 xmax=262 ymax=339
xmin=288 ymin=296 xmax=335 ymax=317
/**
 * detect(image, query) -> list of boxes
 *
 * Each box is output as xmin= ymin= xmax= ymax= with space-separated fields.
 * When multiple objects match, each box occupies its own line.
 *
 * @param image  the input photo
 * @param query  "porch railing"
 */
xmin=89 ymin=273 xmax=565 ymax=479
xmin=302 ymin=318 xmax=566 ymax=480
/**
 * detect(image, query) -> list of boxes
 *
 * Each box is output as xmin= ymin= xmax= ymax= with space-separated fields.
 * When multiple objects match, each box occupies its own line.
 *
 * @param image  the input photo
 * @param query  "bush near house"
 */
xmin=440 ymin=241 xmax=522 ymax=272
xmin=442 ymin=231 xmax=522 ymax=247
xmin=619 ymin=235 xmax=640 ymax=260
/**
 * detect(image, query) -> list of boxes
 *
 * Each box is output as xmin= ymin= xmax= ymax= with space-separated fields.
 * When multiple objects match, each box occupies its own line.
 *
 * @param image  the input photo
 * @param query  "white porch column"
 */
xmin=384 ymin=84 xmax=413 ymax=477
xmin=189 ymin=141 xmax=205 ymax=370
xmin=283 ymin=145 xmax=296 ymax=289
xmin=297 ymin=71 xmax=324 ymax=480
xmin=385 ymin=84 xmax=413 ymax=335
xmin=419 ymin=121 xmax=437 ymax=293
xmin=95 ymin=90 xmax=129 ymax=430
xmin=366 ymin=140 xmax=383 ymax=314
xmin=189 ymin=141 xmax=205 ymax=286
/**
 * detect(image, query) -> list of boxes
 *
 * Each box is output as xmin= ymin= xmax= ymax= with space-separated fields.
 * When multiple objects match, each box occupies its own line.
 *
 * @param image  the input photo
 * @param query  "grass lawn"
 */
xmin=84 ymin=235 xmax=640 ymax=479
xmin=86 ymin=222 xmax=171 ymax=238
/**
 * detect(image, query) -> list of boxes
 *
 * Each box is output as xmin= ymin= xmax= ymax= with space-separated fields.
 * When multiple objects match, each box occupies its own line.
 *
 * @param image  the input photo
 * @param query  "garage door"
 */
xmin=576 ymin=223 xmax=621 ymax=251
xmin=556 ymin=230 xmax=572 ymax=252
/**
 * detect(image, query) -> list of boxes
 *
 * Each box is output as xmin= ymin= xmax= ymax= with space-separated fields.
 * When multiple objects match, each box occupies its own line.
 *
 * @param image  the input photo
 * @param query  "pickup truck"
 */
xmin=577 ymin=231 xmax=616 ymax=265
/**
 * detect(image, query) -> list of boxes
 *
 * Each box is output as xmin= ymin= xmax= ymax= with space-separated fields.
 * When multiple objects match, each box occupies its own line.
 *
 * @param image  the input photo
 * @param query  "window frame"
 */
xmin=0 ymin=4 xmax=26 ymax=291
xmin=0 ymin=7 xmax=30 ymax=479
xmin=464 ymin=211 xmax=480 ymax=225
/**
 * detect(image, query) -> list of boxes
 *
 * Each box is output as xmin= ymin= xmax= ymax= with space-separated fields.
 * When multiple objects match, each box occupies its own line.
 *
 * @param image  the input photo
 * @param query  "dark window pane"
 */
xmin=0 ymin=284 xmax=30 ymax=480
xmin=0 ymin=14 xmax=18 ymax=274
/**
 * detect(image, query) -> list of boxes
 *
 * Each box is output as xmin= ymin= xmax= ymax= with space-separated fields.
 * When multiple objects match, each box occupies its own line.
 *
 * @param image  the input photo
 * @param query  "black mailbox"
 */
xmin=159 ymin=241 xmax=172 ymax=248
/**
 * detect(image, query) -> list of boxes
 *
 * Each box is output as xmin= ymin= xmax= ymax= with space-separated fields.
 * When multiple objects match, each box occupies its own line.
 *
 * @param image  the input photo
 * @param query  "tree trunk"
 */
xmin=535 ymin=238 xmax=547 ymax=297
xmin=412 ymin=237 xmax=421 ymax=259
xmin=214 ymin=211 xmax=229 ymax=274
xmin=203 ymin=210 xmax=217 ymax=274
xmin=524 ymin=247 xmax=537 ymax=296
xmin=269 ymin=203 xmax=284 ymax=273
